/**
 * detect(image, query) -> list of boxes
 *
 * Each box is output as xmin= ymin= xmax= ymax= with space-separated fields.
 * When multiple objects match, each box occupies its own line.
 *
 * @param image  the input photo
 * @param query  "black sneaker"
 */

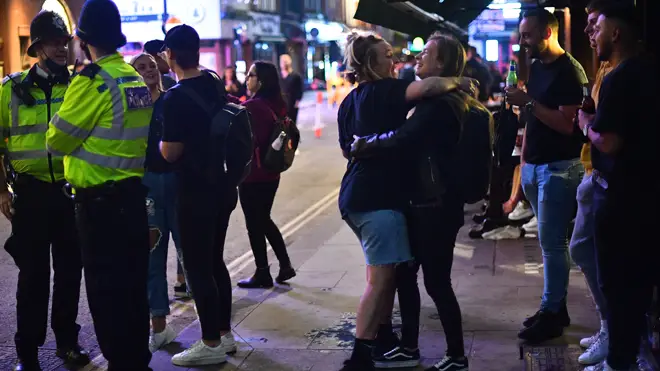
xmin=340 ymin=358 xmax=375 ymax=371
xmin=522 ymin=301 xmax=570 ymax=328
xmin=374 ymin=347 xmax=420 ymax=368
xmin=518 ymin=311 xmax=564 ymax=343
xmin=427 ymin=355 xmax=468 ymax=371
xmin=14 ymin=359 xmax=41 ymax=371
xmin=275 ymin=265 xmax=297 ymax=284
xmin=56 ymin=345 xmax=90 ymax=366
xmin=174 ymin=282 xmax=191 ymax=299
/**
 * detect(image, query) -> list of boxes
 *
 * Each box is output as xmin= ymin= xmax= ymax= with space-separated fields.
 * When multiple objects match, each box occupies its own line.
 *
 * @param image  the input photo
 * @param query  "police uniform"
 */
xmin=45 ymin=1 xmax=153 ymax=370
xmin=0 ymin=11 xmax=89 ymax=371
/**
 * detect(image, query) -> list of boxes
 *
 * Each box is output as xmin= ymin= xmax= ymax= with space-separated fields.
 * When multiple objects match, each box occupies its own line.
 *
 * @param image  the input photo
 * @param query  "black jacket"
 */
xmin=350 ymin=97 xmax=461 ymax=207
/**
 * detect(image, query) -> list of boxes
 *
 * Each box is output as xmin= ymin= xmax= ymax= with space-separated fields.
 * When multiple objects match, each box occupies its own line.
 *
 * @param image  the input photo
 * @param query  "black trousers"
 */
xmin=74 ymin=179 xmax=152 ymax=371
xmin=239 ymin=179 xmax=290 ymax=269
xmin=4 ymin=177 xmax=82 ymax=360
xmin=178 ymin=187 xmax=237 ymax=341
xmin=593 ymin=182 xmax=658 ymax=369
xmin=396 ymin=205 xmax=465 ymax=357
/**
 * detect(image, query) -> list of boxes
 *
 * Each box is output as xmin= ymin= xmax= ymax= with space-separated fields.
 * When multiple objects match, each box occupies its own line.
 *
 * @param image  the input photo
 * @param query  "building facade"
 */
xmin=0 ymin=0 xmax=86 ymax=75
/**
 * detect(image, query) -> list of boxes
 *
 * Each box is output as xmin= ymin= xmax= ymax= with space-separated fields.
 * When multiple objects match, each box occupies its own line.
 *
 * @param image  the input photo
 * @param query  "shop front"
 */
xmin=248 ymin=11 xmax=286 ymax=67
xmin=303 ymin=18 xmax=348 ymax=85
xmin=0 ymin=0 xmax=85 ymax=75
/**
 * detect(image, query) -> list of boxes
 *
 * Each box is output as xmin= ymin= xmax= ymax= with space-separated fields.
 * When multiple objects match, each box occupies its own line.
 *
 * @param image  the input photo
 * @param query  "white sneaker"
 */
xmin=509 ymin=201 xmax=534 ymax=221
xmin=522 ymin=216 xmax=538 ymax=233
xmin=580 ymin=332 xmax=601 ymax=348
xmin=221 ymin=332 xmax=238 ymax=354
xmin=171 ymin=340 xmax=229 ymax=366
xmin=149 ymin=325 xmax=177 ymax=353
xmin=579 ymin=331 xmax=609 ymax=365
xmin=483 ymin=225 xmax=523 ymax=240
xmin=584 ymin=360 xmax=639 ymax=371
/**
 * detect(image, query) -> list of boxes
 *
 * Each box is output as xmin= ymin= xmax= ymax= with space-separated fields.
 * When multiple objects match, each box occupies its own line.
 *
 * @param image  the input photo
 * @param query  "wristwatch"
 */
xmin=525 ymin=99 xmax=536 ymax=114
xmin=583 ymin=123 xmax=592 ymax=137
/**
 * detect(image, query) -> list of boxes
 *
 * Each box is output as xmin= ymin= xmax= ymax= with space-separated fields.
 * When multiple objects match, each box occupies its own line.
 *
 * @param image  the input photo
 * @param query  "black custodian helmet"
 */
xmin=27 ymin=10 xmax=71 ymax=58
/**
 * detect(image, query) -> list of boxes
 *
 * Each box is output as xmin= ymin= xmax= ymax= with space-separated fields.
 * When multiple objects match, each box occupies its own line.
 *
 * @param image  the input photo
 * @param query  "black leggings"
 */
xmin=396 ymin=206 xmax=465 ymax=358
xmin=239 ymin=179 xmax=290 ymax=269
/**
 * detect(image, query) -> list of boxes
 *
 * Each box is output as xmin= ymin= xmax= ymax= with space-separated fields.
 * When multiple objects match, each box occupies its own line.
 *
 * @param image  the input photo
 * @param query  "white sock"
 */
xmin=601 ymin=320 xmax=608 ymax=334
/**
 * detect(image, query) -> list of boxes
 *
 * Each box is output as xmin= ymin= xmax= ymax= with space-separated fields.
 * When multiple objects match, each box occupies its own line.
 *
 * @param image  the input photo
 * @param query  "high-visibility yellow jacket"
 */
xmin=46 ymin=53 xmax=153 ymax=189
xmin=0 ymin=67 xmax=67 ymax=182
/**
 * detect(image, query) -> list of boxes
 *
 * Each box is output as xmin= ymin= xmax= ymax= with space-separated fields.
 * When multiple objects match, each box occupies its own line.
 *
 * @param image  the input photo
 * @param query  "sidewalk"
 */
xmin=146 ymin=207 xmax=601 ymax=371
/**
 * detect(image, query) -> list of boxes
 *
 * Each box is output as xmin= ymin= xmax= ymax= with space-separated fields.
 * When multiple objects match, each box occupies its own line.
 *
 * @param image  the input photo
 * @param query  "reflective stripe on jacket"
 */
xmin=46 ymin=53 xmax=153 ymax=188
xmin=0 ymin=69 xmax=67 ymax=182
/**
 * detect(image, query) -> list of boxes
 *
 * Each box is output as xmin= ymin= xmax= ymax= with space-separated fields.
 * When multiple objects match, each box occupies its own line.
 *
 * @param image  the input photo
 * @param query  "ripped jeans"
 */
xmin=521 ymin=159 xmax=583 ymax=313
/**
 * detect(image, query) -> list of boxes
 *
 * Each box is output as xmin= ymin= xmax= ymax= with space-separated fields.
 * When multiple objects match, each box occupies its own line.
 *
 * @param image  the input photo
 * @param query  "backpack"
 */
xmin=174 ymin=73 xmax=253 ymax=187
xmin=261 ymin=106 xmax=300 ymax=173
xmin=452 ymin=107 xmax=493 ymax=204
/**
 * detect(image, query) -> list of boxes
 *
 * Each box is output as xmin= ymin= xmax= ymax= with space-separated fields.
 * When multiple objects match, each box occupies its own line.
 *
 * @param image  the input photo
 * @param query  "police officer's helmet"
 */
xmin=26 ymin=11 xmax=71 ymax=58
xmin=76 ymin=0 xmax=127 ymax=51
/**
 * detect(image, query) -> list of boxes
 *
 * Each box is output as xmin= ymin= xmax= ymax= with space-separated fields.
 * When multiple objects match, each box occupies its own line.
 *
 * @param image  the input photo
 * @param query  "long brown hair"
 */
xmin=343 ymin=32 xmax=388 ymax=84
xmin=427 ymin=32 xmax=494 ymax=141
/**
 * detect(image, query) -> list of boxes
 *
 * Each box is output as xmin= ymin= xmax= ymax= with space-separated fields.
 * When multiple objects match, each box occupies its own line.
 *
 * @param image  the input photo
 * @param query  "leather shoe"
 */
xmin=56 ymin=345 xmax=91 ymax=366
xmin=14 ymin=359 xmax=41 ymax=371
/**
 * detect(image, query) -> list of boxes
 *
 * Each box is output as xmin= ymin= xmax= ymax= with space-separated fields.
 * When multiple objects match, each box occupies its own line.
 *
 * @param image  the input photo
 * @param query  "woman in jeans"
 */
xmin=337 ymin=32 xmax=474 ymax=371
xmin=131 ymin=54 xmax=184 ymax=352
xmin=350 ymin=33 xmax=487 ymax=371
xmin=237 ymin=61 xmax=296 ymax=288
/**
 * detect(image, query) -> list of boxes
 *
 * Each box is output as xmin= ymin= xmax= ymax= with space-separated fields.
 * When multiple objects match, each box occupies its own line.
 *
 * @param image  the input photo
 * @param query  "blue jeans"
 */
xmin=521 ymin=159 xmax=583 ymax=313
xmin=569 ymin=173 xmax=607 ymax=321
xmin=345 ymin=210 xmax=413 ymax=266
xmin=143 ymin=172 xmax=184 ymax=317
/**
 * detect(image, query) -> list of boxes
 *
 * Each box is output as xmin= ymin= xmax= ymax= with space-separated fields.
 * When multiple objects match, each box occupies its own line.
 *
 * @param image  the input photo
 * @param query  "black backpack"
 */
xmin=174 ymin=74 xmax=253 ymax=187
xmin=452 ymin=107 xmax=494 ymax=204
xmin=261 ymin=106 xmax=300 ymax=173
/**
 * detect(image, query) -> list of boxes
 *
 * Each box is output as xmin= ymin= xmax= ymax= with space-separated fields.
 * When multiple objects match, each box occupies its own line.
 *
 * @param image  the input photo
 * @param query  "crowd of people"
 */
xmin=0 ymin=0 xmax=303 ymax=370
xmin=337 ymin=1 xmax=657 ymax=371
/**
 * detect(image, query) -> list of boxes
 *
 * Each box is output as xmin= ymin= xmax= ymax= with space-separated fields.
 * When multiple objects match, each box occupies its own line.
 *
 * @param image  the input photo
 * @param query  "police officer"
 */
xmin=0 ymin=11 xmax=89 ymax=371
xmin=45 ymin=1 xmax=153 ymax=370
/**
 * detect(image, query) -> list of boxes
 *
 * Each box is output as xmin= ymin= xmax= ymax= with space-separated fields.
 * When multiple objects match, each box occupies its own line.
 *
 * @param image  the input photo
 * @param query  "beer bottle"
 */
xmin=506 ymin=61 xmax=518 ymax=88
xmin=575 ymin=86 xmax=596 ymax=128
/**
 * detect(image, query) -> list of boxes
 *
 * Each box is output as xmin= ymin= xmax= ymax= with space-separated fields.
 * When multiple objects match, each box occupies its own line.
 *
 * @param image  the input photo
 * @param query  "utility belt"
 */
xmin=12 ymin=172 xmax=66 ymax=190
xmin=66 ymin=177 xmax=146 ymax=203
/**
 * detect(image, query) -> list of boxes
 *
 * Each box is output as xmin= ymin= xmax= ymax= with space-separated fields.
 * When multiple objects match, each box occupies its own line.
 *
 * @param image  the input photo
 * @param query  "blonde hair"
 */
xmin=130 ymin=53 xmax=163 ymax=91
xmin=427 ymin=32 xmax=494 ymax=143
xmin=343 ymin=32 xmax=388 ymax=84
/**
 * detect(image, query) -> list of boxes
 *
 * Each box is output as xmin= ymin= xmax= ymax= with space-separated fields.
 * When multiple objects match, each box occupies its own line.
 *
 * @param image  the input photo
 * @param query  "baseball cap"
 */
xmin=144 ymin=40 xmax=165 ymax=55
xmin=162 ymin=25 xmax=200 ymax=52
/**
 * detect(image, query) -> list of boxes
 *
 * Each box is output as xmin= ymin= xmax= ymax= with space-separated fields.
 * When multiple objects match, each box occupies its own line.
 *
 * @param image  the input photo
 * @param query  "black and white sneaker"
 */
xmin=374 ymin=347 xmax=420 ymax=369
xmin=427 ymin=355 xmax=468 ymax=371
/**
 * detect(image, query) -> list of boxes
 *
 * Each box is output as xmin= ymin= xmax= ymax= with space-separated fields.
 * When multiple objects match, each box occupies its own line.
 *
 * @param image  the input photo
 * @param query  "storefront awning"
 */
xmin=387 ymin=0 xmax=494 ymax=29
xmin=354 ymin=0 xmax=469 ymax=40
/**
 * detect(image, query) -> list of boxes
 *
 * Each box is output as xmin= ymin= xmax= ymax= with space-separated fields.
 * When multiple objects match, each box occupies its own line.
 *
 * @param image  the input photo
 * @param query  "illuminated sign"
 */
xmin=112 ymin=0 xmax=221 ymax=43
xmin=410 ymin=37 xmax=424 ymax=52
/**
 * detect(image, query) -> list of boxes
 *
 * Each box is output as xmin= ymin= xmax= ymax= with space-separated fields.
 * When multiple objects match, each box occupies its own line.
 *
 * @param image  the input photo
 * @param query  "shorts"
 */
xmin=345 ymin=209 xmax=413 ymax=266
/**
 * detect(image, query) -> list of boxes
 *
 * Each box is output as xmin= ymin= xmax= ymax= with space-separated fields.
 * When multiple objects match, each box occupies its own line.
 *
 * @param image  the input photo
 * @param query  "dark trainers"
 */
xmin=275 ymin=265 xmax=296 ymax=284
xmin=374 ymin=347 xmax=420 ymax=368
xmin=56 ymin=345 xmax=91 ymax=366
xmin=14 ymin=359 xmax=41 ymax=371
xmin=174 ymin=282 xmax=191 ymax=299
xmin=427 ymin=355 xmax=468 ymax=371
xmin=518 ymin=311 xmax=564 ymax=343
xmin=340 ymin=358 xmax=375 ymax=371
xmin=523 ymin=301 xmax=570 ymax=328
xmin=238 ymin=268 xmax=274 ymax=289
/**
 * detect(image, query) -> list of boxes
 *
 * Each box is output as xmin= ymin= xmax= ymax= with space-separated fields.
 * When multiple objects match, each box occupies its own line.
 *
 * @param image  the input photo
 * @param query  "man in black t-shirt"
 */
xmin=159 ymin=25 xmax=238 ymax=367
xmin=506 ymin=8 xmax=588 ymax=344
xmin=578 ymin=5 xmax=659 ymax=371
xmin=280 ymin=54 xmax=303 ymax=124
xmin=144 ymin=39 xmax=177 ymax=90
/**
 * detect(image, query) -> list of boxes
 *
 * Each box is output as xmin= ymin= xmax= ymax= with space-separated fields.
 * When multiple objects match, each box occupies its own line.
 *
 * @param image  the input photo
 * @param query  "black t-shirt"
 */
xmin=283 ymin=72 xmax=303 ymax=111
xmin=591 ymin=57 xmax=657 ymax=192
xmin=145 ymin=96 xmax=173 ymax=173
xmin=162 ymin=72 xmax=227 ymax=193
xmin=337 ymin=78 xmax=413 ymax=215
xmin=523 ymin=53 xmax=588 ymax=164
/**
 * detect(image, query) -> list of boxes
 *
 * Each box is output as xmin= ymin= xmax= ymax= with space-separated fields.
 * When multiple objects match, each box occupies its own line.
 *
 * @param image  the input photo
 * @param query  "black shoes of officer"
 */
xmin=14 ymin=359 xmax=41 ymax=371
xmin=238 ymin=267 xmax=274 ymax=288
xmin=56 ymin=345 xmax=91 ymax=366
